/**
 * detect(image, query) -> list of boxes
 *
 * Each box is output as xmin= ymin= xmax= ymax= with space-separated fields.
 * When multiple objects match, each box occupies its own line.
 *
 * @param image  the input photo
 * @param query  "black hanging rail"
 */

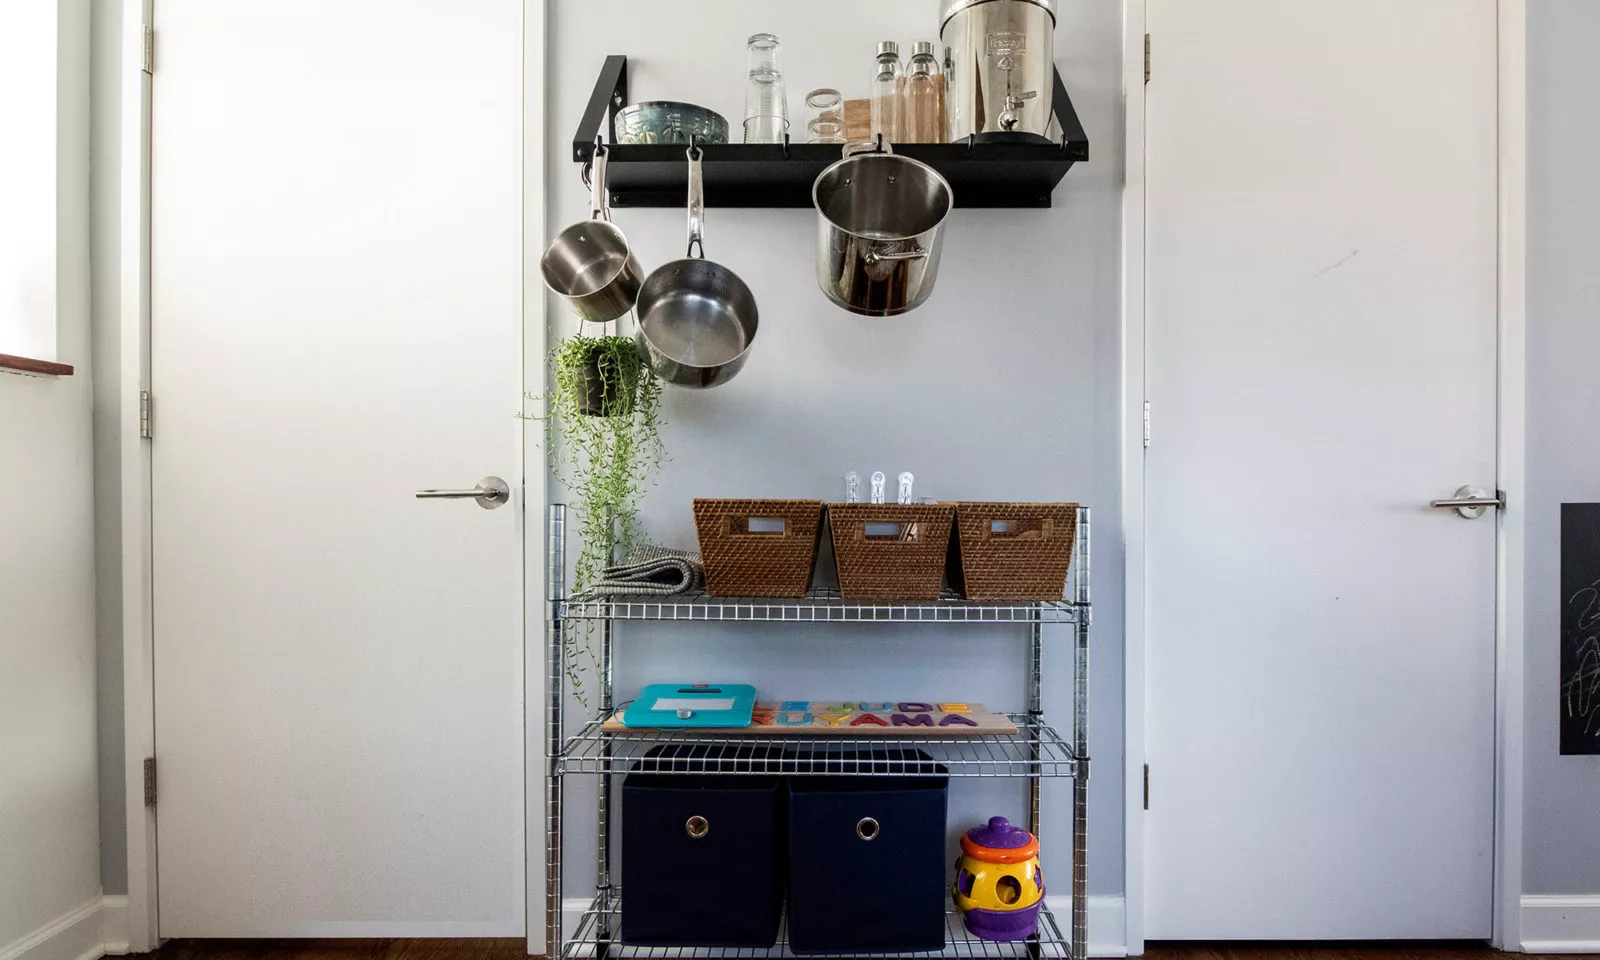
xmin=572 ymin=55 xmax=1090 ymax=209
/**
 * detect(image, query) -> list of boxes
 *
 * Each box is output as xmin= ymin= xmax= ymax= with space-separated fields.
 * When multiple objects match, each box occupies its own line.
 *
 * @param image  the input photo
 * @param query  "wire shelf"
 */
xmin=562 ymin=893 xmax=1074 ymax=959
xmin=557 ymin=586 xmax=1084 ymax=624
xmin=558 ymin=714 xmax=1079 ymax=778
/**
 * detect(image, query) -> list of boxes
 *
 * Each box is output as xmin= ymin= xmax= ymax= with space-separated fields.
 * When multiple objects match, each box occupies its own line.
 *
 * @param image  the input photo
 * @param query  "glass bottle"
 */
xmin=904 ymin=41 xmax=943 ymax=143
xmin=743 ymin=33 xmax=789 ymax=144
xmin=869 ymin=41 xmax=904 ymax=145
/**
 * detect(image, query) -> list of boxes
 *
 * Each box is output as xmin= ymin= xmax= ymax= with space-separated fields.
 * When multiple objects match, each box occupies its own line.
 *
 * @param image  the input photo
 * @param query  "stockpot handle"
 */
xmin=685 ymin=143 xmax=705 ymax=259
xmin=842 ymin=135 xmax=894 ymax=158
xmin=589 ymin=138 xmax=611 ymax=223
xmin=865 ymin=248 xmax=929 ymax=264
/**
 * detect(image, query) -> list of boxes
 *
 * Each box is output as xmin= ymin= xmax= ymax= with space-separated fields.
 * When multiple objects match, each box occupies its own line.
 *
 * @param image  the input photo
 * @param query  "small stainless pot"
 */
xmin=636 ymin=147 xmax=760 ymax=388
xmin=540 ymin=147 xmax=643 ymax=325
xmin=813 ymin=141 xmax=953 ymax=317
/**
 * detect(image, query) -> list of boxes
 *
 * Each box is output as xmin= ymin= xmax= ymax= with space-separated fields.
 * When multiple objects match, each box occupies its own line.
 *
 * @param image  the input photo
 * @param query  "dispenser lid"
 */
xmin=960 ymin=816 xmax=1040 ymax=863
xmin=940 ymin=0 xmax=1056 ymax=30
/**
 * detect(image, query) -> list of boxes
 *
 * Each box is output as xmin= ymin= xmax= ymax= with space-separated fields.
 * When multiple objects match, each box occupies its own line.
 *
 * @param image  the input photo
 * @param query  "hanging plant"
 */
xmin=528 ymin=333 xmax=666 ymax=704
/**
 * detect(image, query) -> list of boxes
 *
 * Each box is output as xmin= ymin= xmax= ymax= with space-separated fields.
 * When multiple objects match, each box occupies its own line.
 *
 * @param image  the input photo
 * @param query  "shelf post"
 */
xmin=572 ymin=55 xmax=627 ymax=163
xmin=595 ymin=509 xmax=618 ymax=956
xmin=1072 ymin=506 xmax=1092 ymax=960
xmin=545 ymin=504 xmax=567 ymax=960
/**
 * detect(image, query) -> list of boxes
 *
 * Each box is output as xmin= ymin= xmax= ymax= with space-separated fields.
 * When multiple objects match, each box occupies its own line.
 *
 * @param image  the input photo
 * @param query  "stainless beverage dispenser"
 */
xmin=940 ymin=0 xmax=1056 ymax=142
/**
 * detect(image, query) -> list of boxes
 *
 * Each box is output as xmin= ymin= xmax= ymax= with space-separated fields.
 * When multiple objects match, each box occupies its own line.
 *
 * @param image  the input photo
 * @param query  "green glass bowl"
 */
xmin=615 ymin=101 xmax=730 ymax=145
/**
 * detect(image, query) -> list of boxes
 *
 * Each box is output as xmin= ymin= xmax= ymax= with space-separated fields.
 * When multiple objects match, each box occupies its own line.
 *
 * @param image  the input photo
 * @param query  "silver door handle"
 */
xmin=416 ymin=476 xmax=509 ymax=510
xmin=1429 ymin=485 xmax=1504 ymax=519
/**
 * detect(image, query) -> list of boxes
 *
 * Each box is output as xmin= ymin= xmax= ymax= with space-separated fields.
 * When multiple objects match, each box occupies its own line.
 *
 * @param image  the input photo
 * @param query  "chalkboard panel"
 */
xmin=1561 ymin=503 xmax=1600 ymax=754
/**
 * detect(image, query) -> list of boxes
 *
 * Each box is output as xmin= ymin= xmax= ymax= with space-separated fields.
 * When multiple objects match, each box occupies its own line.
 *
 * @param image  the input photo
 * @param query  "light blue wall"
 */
xmin=1524 ymin=0 xmax=1600 ymax=896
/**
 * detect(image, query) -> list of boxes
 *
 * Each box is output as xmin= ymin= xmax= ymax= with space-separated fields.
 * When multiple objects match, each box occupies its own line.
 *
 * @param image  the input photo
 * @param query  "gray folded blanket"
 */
xmin=586 ymin=544 xmax=704 ymax=597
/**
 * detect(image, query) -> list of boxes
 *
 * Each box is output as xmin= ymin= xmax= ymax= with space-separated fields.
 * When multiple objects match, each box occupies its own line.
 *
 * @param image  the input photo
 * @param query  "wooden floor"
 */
xmin=132 ymin=939 xmax=1581 ymax=960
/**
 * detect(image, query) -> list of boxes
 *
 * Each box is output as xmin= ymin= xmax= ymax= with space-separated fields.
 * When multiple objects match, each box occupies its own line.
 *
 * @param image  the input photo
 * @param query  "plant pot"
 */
xmin=574 ymin=356 xmax=637 ymax=417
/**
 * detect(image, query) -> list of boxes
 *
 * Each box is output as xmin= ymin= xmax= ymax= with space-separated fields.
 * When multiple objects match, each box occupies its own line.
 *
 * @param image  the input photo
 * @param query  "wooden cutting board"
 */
xmin=602 ymin=700 xmax=1017 ymax=736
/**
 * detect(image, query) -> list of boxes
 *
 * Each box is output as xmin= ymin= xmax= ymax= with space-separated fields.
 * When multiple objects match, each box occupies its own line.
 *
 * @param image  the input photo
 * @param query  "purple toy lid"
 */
xmin=968 ymin=816 xmax=1033 ymax=849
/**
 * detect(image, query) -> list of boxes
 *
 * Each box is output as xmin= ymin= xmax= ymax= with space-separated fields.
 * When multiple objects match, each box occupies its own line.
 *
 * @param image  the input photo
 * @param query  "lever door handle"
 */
xmin=1429 ymin=485 xmax=1504 ymax=519
xmin=416 ymin=476 xmax=510 ymax=510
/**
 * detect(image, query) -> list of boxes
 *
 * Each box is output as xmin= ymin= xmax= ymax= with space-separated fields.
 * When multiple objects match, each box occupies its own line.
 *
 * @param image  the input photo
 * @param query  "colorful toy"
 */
xmin=953 ymin=817 xmax=1044 ymax=941
xmin=602 ymin=699 xmax=1017 ymax=735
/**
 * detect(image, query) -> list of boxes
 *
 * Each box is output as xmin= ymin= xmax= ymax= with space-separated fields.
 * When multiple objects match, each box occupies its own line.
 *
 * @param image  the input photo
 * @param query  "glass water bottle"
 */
xmin=904 ymin=41 xmax=943 ymax=143
xmin=869 ymin=41 xmax=904 ymax=145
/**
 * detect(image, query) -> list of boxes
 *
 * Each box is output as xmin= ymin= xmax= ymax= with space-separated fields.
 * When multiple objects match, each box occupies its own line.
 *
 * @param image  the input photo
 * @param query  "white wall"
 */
xmin=546 ymin=0 xmax=1126 ymax=899
xmin=1523 ymin=0 xmax=1600 ymax=897
xmin=0 ymin=0 xmax=104 ymax=956
xmin=89 ymin=0 xmax=126 ymax=898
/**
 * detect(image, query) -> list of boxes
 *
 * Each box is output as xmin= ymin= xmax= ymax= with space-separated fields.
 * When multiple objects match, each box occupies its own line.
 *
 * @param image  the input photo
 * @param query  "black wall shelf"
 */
xmin=573 ymin=55 xmax=1090 ymax=209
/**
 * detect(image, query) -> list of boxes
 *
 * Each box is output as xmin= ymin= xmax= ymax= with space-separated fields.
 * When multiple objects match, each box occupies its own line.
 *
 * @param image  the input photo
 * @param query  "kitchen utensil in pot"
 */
xmin=540 ymin=145 xmax=642 ymax=324
xmin=615 ymin=101 xmax=729 ymax=145
xmin=813 ymin=139 xmax=953 ymax=317
xmin=635 ymin=146 xmax=759 ymax=389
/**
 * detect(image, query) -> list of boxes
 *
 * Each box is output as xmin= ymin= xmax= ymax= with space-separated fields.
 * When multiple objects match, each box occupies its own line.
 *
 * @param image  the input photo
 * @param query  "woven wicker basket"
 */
xmin=950 ymin=502 xmax=1079 ymax=601
xmin=827 ymin=503 xmax=957 ymax=602
xmin=693 ymin=499 xmax=825 ymax=597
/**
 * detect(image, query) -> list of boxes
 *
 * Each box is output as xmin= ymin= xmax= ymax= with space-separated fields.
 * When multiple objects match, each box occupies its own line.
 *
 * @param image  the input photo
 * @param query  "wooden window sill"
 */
xmin=0 ymin=353 xmax=74 ymax=377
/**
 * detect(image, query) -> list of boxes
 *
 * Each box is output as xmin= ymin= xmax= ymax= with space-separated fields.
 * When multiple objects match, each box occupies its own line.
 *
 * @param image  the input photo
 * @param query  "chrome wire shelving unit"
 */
xmin=544 ymin=503 xmax=1092 ymax=960
xmin=559 ymin=587 xmax=1084 ymax=624
xmin=562 ymin=894 xmax=1075 ymax=960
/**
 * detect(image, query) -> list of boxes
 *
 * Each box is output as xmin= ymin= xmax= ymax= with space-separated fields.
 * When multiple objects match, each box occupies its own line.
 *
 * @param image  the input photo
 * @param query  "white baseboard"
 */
xmin=0 ymin=898 xmax=107 ymax=960
xmin=560 ymin=894 xmax=1128 ymax=957
xmin=99 ymin=898 xmax=128 ymax=957
xmin=1522 ymin=895 xmax=1600 ymax=953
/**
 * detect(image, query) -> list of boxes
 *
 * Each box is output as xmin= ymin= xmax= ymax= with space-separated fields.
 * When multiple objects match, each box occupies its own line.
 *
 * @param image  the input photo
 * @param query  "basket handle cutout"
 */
xmin=862 ymin=521 xmax=920 ymax=542
xmin=728 ymin=516 xmax=787 ymax=536
xmin=984 ymin=517 xmax=1051 ymax=541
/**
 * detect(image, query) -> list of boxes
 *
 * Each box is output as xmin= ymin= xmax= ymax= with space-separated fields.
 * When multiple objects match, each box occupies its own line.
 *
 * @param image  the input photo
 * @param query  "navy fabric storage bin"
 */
xmin=786 ymin=750 xmax=950 ymax=955
xmin=621 ymin=746 xmax=784 ymax=947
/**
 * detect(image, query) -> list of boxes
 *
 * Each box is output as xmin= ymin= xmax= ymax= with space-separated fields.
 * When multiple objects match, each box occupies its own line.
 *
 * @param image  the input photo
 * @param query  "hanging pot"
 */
xmin=635 ymin=146 xmax=760 ymax=389
xmin=573 ymin=348 xmax=639 ymax=418
xmin=541 ymin=145 xmax=643 ymax=325
xmin=813 ymin=140 xmax=953 ymax=317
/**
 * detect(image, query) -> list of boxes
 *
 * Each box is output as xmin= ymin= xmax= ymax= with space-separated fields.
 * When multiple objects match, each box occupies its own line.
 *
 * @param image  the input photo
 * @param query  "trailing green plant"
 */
xmin=526 ymin=334 xmax=666 ymax=704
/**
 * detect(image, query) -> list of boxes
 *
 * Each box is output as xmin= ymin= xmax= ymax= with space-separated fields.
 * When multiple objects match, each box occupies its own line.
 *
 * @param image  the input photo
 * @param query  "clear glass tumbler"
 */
xmin=743 ymin=33 xmax=789 ymax=143
xmin=805 ymin=88 xmax=845 ymax=144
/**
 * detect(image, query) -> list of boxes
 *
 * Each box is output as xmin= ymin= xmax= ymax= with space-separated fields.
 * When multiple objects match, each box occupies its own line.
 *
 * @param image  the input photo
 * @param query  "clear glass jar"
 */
xmin=869 ymin=41 xmax=904 ymax=145
xmin=904 ymin=41 xmax=943 ymax=143
xmin=805 ymin=88 xmax=845 ymax=144
xmin=743 ymin=33 xmax=789 ymax=143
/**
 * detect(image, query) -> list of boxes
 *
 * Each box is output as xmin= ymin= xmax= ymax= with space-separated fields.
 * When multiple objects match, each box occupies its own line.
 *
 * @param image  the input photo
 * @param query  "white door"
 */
xmin=1144 ymin=0 xmax=1498 ymax=939
xmin=149 ymin=0 xmax=525 ymax=936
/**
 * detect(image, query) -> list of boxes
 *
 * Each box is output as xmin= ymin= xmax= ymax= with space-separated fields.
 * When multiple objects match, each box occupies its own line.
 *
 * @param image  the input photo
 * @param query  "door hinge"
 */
xmin=143 ymin=757 xmax=157 ymax=807
xmin=1143 ymin=763 xmax=1150 ymax=810
xmin=1144 ymin=33 xmax=1151 ymax=84
xmin=139 ymin=390 xmax=152 ymax=439
xmin=1142 ymin=400 xmax=1151 ymax=448
xmin=142 ymin=25 xmax=154 ymax=74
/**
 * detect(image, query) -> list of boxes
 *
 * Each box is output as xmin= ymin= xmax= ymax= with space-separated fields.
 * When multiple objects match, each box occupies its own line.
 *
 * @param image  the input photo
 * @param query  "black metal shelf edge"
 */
xmin=572 ymin=55 xmax=1090 ymax=209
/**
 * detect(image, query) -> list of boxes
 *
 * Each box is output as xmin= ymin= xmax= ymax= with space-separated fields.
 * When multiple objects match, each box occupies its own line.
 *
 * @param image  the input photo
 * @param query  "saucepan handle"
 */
xmin=589 ymin=139 xmax=611 ymax=223
xmin=685 ymin=143 xmax=705 ymax=259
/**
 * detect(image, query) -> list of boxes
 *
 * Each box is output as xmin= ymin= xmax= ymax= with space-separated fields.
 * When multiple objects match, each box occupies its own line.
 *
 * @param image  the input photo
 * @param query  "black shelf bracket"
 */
xmin=573 ymin=54 xmax=627 ymax=163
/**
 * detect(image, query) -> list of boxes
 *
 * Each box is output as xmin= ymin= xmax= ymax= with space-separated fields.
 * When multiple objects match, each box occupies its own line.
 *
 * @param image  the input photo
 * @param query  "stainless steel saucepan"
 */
xmin=635 ymin=146 xmax=759 ymax=389
xmin=541 ymin=144 xmax=643 ymax=325
xmin=813 ymin=139 xmax=953 ymax=317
